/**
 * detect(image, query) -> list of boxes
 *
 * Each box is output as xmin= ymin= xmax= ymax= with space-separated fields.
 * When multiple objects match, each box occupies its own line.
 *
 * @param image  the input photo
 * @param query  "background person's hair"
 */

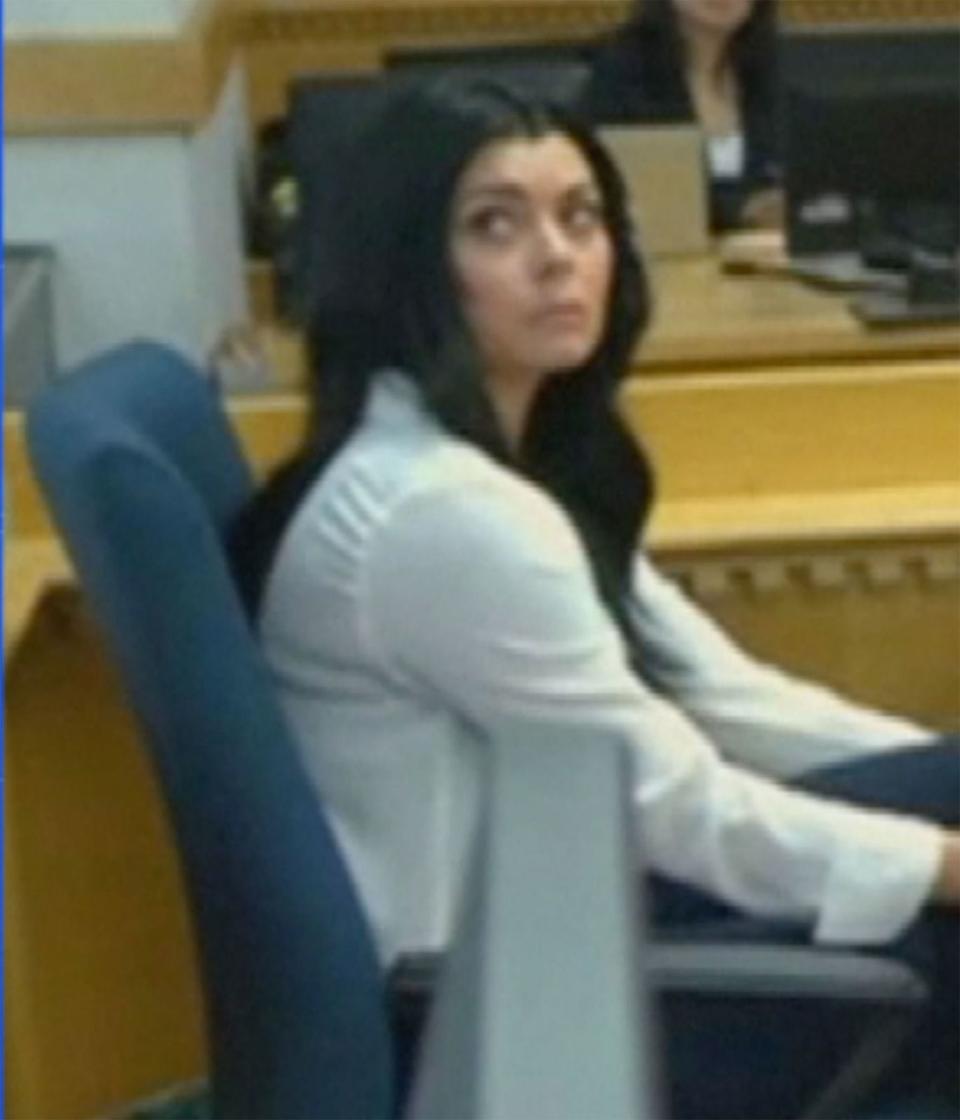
xmin=626 ymin=0 xmax=778 ymax=105
xmin=230 ymin=77 xmax=656 ymax=653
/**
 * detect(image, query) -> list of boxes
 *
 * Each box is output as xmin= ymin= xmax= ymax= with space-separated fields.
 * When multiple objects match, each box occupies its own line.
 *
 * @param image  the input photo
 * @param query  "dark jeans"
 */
xmin=651 ymin=736 xmax=960 ymax=1120
xmin=391 ymin=738 xmax=959 ymax=1117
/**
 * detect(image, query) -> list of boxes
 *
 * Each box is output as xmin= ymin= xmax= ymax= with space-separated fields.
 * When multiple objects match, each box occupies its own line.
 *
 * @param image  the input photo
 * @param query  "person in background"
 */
xmin=230 ymin=78 xmax=957 ymax=1118
xmin=582 ymin=0 xmax=785 ymax=231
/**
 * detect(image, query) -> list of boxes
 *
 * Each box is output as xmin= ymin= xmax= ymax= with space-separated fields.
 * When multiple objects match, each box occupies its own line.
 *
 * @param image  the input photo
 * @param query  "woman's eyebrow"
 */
xmin=456 ymin=182 xmax=527 ymax=205
xmin=457 ymin=179 xmax=600 ymax=204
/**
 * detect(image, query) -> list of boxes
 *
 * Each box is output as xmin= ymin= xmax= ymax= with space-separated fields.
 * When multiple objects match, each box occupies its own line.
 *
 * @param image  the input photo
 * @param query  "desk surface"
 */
xmin=650 ymin=482 xmax=960 ymax=553
xmin=248 ymin=256 xmax=960 ymax=386
xmin=640 ymin=256 xmax=960 ymax=371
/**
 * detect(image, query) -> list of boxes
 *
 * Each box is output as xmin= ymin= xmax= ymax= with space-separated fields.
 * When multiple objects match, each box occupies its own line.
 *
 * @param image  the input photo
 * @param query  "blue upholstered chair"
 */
xmin=27 ymin=341 xmax=394 ymax=1120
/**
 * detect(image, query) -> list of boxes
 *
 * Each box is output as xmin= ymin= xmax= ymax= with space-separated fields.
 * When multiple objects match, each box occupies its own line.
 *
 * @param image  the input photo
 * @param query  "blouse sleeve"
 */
xmin=627 ymin=555 xmax=933 ymax=780
xmin=363 ymin=481 xmax=941 ymax=945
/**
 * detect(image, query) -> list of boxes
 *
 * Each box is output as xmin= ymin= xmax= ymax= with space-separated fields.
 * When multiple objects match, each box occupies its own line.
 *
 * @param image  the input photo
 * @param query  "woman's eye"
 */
xmin=466 ymin=207 xmax=519 ymax=241
xmin=564 ymin=199 xmax=605 ymax=234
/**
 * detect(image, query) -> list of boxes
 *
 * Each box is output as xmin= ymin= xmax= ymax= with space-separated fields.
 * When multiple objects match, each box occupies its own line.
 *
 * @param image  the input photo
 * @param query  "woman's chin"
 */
xmin=535 ymin=337 xmax=602 ymax=376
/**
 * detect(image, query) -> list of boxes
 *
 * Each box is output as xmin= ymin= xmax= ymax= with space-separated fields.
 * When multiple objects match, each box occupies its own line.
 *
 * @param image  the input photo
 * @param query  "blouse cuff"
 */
xmin=815 ymin=815 xmax=943 ymax=945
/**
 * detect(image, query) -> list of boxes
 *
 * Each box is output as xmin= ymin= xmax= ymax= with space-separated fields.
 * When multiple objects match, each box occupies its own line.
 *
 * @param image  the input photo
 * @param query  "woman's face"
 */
xmin=671 ymin=0 xmax=757 ymax=36
xmin=449 ymin=132 xmax=613 ymax=397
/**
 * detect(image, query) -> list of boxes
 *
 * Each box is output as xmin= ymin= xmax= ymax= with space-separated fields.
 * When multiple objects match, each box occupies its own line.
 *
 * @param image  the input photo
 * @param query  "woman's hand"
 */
xmin=933 ymin=831 xmax=960 ymax=904
xmin=740 ymin=187 xmax=786 ymax=230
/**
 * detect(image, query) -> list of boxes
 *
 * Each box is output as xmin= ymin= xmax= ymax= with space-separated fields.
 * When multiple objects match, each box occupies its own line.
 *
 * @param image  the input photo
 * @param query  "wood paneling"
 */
xmin=4 ymin=0 xmax=237 ymax=134
xmin=8 ymin=357 xmax=959 ymax=540
xmin=6 ymin=521 xmax=956 ymax=1120
xmin=235 ymin=0 xmax=960 ymax=121
xmin=620 ymin=361 xmax=960 ymax=500
xmin=663 ymin=536 xmax=960 ymax=730
xmin=8 ymin=0 xmax=956 ymax=130
xmin=5 ymin=590 xmax=207 ymax=1120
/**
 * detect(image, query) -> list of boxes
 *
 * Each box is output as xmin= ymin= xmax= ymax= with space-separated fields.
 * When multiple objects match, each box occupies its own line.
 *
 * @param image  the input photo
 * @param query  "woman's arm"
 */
xmin=627 ymin=556 xmax=933 ymax=780
xmin=363 ymin=483 xmax=943 ymax=946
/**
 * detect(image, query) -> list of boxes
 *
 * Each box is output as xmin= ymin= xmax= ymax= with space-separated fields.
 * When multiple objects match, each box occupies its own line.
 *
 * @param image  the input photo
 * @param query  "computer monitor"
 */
xmin=599 ymin=125 xmax=710 ymax=257
xmin=383 ymin=39 xmax=593 ymax=109
xmin=780 ymin=24 xmax=960 ymax=262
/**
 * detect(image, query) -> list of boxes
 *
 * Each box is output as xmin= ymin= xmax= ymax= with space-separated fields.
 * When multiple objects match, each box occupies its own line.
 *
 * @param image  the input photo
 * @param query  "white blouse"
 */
xmin=706 ymin=132 xmax=746 ymax=181
xmin=260 ymin=370 xmax=940 ymax=965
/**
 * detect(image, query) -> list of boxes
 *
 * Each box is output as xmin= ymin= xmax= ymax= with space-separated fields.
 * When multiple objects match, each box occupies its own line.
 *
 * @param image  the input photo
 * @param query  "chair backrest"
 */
xmin=26 ymin=340 xmax=394 ymax=1120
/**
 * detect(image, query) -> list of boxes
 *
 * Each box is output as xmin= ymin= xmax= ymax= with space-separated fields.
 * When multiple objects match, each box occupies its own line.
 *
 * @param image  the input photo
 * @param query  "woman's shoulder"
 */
xmin=411 ymin=462 xmax=580 ymax=557
xmin=354 ymin=434 xmax=585 ymax=578
xmin=340 ymin=392 xmax=499 ymax=496
xmin=300 ymin=393 xmax=574 ymax=559
xmin=388 ymin=443 xmax=582 ymax=571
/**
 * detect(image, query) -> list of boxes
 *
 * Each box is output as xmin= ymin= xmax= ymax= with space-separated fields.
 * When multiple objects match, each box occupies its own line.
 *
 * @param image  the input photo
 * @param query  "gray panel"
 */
xmin=409 ymin=719 xmax=661 ymax=1120
xmin=5 ymin=245 xmax=56 ymax=407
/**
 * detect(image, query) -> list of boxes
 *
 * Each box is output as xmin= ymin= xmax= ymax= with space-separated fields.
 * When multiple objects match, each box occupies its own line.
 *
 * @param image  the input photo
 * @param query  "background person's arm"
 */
xmin=739 ymin=184 xmax=786 ymax=229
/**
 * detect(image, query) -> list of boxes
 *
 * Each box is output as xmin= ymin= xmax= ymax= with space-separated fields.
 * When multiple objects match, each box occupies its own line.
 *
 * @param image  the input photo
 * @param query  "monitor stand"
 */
xmin=788 ymin=253 xmax=906 ymax=293
xmin=850 ymin=290 xmax=960 ymax=326
xmin=850 ymin=253 xmax=960 ymax=326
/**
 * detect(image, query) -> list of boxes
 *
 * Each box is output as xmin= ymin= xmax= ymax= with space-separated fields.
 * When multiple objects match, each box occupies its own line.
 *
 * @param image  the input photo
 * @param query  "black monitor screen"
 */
xmin=780 ymin=25 xmax=960 ymax=258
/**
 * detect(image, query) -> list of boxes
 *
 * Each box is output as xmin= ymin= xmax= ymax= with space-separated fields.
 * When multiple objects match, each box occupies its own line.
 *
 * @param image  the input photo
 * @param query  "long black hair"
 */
xmin=230 ymin=77 xmax=656 ymax=652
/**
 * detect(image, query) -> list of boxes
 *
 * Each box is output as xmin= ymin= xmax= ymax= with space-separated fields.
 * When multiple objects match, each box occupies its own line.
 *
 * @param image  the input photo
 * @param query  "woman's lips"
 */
xmin=533 ymin=301 xmax=588 ymax=325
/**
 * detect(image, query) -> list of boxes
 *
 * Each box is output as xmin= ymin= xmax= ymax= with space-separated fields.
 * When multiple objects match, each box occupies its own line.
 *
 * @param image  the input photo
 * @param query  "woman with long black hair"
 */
xmin=230 ymin=78 xmax=957 ymax=1117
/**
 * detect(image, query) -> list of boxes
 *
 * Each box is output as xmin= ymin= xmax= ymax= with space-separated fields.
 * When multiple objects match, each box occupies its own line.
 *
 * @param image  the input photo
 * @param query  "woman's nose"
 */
xmin=531 ymin=217 xmax=575 ymax=273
